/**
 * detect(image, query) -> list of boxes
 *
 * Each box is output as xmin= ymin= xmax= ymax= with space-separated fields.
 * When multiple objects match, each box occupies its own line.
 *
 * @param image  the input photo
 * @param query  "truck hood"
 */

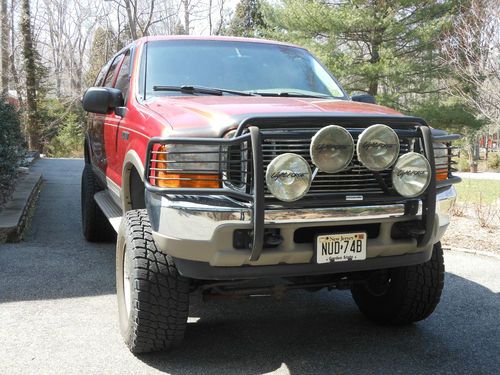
xmin=143 ymin=96 xmax=405 ymax=137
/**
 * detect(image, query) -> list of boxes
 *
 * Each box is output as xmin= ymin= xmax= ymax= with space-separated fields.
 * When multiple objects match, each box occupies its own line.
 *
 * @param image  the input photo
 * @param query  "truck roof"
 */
xmin=137 ymin=35 xmax=302 ymax=49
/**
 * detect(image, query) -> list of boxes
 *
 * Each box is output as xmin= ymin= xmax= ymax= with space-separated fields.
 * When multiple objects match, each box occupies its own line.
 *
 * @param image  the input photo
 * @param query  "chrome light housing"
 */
xmin=266 ymin=153 xmax=312 ymax=202
xmin=392 ymin=152 xmax=431 ymax=198
xmin=310 ymin=125 xmax=354 ymax=173
xmin=433 ymin=142 xmax=449 ymax=181
xmin=222 ymin=129 xmax=247 ymax=189
xmin=357 ymin=124 xmax=400 ymax=171
xmin=160 ymin=144 xmax=221 ymax=172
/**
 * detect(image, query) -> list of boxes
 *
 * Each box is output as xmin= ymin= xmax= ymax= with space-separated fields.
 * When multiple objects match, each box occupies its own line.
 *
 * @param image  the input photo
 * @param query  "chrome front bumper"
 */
xmin=146 ymin=186 xmax=456 ymax=269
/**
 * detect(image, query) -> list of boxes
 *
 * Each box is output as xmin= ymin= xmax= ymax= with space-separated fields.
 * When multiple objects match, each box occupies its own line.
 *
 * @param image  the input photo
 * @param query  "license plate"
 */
xmin=316 ymin=232 xmax=367 ymax=264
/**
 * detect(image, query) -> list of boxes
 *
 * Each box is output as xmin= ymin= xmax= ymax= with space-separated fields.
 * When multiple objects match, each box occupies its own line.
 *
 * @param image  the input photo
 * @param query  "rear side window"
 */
xmin=94 ymin=60 xmax=111 ymax=86
xmin=114 ymin=51 xmax=131 ymax=99
xmin=103 ymin=54 xmax=123 ymax=87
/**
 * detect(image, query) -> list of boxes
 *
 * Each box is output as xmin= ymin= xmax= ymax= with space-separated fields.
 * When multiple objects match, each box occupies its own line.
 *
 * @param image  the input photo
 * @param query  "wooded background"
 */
xmin=2 ymin=0 xmax=499 ymax=168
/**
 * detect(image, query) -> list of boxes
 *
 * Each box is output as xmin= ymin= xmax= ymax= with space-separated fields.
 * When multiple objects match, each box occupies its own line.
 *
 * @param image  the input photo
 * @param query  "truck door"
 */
xmin=108 ymin=50 xmax=132 ymax=190
xmin=88 ymin=54 xmax=123 ymax=186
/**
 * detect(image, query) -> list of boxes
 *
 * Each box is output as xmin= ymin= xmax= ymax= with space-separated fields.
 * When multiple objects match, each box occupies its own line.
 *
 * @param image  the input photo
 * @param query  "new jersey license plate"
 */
xmin=316 ymin=232 xmax=367 ymax=264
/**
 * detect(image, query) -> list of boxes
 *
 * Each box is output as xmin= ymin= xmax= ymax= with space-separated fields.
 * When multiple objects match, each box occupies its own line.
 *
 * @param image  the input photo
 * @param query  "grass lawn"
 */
xmin=454 ymin=179 xmax=500 ymax=204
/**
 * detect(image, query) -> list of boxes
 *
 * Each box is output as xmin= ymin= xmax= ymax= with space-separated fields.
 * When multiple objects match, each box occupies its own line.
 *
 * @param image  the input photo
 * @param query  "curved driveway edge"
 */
xmin=443 ymin=246 xmax=500 ymax=260
xmin=0 ymin=168 xmax=42 ymax=243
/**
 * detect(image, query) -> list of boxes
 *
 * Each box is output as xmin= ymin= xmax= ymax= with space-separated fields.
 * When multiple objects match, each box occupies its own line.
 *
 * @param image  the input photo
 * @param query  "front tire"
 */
xmin=116 ymin=209 xmax=190 ymax=354
xmin=351 ymin=242 xmax=445 ymax=325
xmin=81 ymin=164 xmax=113 ymax=242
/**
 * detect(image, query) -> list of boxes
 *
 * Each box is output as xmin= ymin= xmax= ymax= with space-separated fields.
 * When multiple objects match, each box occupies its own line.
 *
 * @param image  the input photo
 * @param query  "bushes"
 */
xmin=457 ymin=156 xmax=470 ymax=172
xmin=44 ymin=110 xmax=85 ymax=158
xmin=487 ymin=153 xmax=500 ymax=170
xmin=0 ymin=100 xmax=25 ymax=203
xmin=39 ymin=98 xmax=85 ymax=157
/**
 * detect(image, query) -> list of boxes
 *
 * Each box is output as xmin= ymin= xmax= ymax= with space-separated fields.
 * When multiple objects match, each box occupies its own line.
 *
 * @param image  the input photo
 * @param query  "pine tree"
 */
xmin=227 ymin=0 xmax=266 ymax=37
xmin=265 ymin=0 xmax=457 ymax=107
xmin=84 ymin=27 xmax=117 ymax=88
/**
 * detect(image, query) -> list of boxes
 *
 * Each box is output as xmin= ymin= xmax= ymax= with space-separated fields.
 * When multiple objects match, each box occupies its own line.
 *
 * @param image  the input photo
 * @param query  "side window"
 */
xmin=94 ymin=65 xmax=108 ymax=86
xmin=137 ymin=44 xmax=147 ymax=99
xmin=114 ymin=51 xmax=131 ymax=100
xmin=103 ymin=54 xmax=123 ymax=87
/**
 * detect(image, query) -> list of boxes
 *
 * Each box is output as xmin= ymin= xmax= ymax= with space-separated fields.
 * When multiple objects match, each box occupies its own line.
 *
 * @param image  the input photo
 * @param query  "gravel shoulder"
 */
xmin=1 ymin=158 xmax=499 ymax=375
xmin=443 ymin=209 xmax=500 ymax=254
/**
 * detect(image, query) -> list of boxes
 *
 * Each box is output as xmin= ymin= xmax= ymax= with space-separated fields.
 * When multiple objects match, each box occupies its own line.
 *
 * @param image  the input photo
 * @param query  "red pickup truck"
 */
xmin=81 ymin=36 xmax=460 ymax=354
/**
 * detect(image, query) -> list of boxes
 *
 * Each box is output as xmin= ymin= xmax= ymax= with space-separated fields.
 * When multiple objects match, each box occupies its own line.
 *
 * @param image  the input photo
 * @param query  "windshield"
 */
xmin=139 ymin=40 xmax=346 ymax=99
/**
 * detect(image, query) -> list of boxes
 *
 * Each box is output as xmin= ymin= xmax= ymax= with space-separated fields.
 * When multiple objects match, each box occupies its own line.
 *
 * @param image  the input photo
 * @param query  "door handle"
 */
xmin=121 ymin=131 xmax=129 ymax=140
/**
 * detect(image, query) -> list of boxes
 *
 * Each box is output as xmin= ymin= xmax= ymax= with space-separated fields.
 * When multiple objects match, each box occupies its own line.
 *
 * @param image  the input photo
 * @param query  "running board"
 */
xmin=94 ymin=191 xmax=123 ymax=232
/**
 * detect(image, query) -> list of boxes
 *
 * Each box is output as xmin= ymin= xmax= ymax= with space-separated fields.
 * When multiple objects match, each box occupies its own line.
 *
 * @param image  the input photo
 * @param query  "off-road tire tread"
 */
xmin=352 ymin=242 xmax=444 ymax=325
xmin=123 ymin=209 xmax=189 ymax=354
xmin=81 ymin=164 xmax=113 ymax=241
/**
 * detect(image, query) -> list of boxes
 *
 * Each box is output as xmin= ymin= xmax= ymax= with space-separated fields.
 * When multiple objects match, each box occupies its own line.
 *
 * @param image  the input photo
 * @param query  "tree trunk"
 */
xmin=208 ymin=0 xmax=213 ymax=35
xmin=1 ymin=0 xmax=8 ymax=96
xmin=124 ymin=0 xmax=138 ymax=40
xmin=20 ymin=0 xmax=40 ymax=152
xmin=9 ymin=0 xmax=22 ymax=109
xmin=183 ymin=0 xmax=190 ymax=35
xmin=368 ymin=35 xmax=381 ymax=97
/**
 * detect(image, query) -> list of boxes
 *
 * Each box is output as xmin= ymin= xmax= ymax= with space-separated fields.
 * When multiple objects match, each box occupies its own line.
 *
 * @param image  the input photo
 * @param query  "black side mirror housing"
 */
xmin=82 ymin=87 xmax=124 ymax=114
xmin=351 ymin=94 xmax=377 ymax=104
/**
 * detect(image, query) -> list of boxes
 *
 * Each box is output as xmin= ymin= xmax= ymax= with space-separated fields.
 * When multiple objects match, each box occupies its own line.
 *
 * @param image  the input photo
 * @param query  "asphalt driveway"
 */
xmin=1 ymin=158 xmax=499 ymax=374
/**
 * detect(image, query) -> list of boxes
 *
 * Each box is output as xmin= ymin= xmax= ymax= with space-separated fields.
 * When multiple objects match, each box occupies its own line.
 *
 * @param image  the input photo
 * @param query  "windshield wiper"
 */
xmin=152 ymin=85 xmax=256 ymax=96
xmin=251 ymin=91 xmax=332 ymax=99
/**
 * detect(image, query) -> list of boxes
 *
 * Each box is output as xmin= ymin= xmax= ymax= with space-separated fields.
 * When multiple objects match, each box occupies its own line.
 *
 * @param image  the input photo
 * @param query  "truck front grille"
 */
xmin=227 ymin=126 xmax=417 ymax=202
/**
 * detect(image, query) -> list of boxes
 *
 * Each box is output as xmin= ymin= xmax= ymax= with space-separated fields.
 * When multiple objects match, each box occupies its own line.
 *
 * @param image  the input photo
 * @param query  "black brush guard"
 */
xmin=144 ymin=115 xmax=460 ymax=262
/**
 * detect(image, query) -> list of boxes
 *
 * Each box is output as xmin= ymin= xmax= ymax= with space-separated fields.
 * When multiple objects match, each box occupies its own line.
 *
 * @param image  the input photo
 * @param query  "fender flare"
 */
xmin=121 ymin=150 xmax=145 ymax=211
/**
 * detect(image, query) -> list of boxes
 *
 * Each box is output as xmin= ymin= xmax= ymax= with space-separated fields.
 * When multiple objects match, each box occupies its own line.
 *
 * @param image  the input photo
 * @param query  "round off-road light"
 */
xmin=392 ymin=152 xmax=431 ymax=198
xmin=357 ymin=124 xmax=400 ymax=171
xmin=310 ymin=125 xmax=354 ymax=173
xmin=266 ymin=153 xmax=312 ymax=202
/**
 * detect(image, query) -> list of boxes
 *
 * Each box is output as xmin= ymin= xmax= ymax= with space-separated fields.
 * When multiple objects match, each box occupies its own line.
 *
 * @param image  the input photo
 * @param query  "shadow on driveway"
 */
xmin=138 ymin=272 xmax=499 ymax=375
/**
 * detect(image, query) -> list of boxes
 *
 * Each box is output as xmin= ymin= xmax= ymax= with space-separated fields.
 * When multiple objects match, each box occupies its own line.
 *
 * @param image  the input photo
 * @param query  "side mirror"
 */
xmin=82 ymin=87 xmax=124 ymax=114
xmin=351 ymin=94 xmax=376 ymax=104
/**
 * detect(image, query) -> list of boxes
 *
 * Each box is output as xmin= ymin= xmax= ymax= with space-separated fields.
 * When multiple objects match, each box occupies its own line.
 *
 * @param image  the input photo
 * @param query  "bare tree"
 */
xmin=34 ymin=0 xmax=102 ymax=97
xmin=182 ymin=0 xmax=190 ymax=33
xmin=15 ymin=0 xmax=233 ymax=104
xmin=442 ymin=0 xmax=500 ymax=124
xmin=106 ymin=0 xmax=178 ymax=39
xmin=180 ymin=0 xmax=212 ymax=35
xmin=206 ymin=0 xmax=226 ymax=35
xmin=9 ymin=0 xmax=23 ymax=107
xmin=1 ymin=0 xmax=8 ymax=95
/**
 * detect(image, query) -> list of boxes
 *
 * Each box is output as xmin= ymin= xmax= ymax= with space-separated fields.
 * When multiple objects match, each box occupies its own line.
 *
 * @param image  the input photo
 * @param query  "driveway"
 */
xmin=456 ymin=172 xmax=500 ymax=180
xmin=1 ymin=158 xmax=499 ymax=375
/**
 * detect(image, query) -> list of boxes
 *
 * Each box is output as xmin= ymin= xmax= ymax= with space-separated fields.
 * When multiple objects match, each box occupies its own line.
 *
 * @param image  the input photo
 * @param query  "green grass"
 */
xmin=455 ymin=179 xmax=500 ymax=204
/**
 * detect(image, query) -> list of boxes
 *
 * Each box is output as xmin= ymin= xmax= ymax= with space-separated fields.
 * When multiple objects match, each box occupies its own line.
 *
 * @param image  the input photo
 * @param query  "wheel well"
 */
xmin=84 ymin=139 xmax=90 ymax=164
xmin=129 ymin=167 xmax=146 ymax=210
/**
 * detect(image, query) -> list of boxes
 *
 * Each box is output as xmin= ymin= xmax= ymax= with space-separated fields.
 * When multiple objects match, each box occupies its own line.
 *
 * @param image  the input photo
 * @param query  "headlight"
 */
xmin=310 ymin=125 xmax=354 ymax=173
xmin=392 ymin=152 xmax=431 ymax=197
xmin=266 ymin=153 xmax=312 ymax=202
xmin=357 ymin=124 xmax=400 ymax=171
xmin=153 ymin=144 xmax=221 ymax=188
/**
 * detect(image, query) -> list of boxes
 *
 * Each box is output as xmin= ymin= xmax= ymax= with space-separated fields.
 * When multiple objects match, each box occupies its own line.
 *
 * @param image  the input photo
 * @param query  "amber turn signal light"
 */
xmin=436 ymin=168 xmax=448 ymax=181
xmin=156 ymin=173 xmax=221 ymax=188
